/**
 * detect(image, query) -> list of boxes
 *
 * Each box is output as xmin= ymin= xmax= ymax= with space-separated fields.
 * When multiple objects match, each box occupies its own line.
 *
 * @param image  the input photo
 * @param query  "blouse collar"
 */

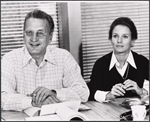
xmin=109 ymin=50 xmax=137 ymax=70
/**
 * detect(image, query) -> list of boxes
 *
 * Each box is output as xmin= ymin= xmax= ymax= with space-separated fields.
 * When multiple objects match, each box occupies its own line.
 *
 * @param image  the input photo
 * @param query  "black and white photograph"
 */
xmin=1 ymin=1 xmax=149 ymax=121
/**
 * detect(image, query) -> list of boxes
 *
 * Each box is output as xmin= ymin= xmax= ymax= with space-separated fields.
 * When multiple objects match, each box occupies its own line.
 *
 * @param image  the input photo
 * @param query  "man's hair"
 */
xmin=108 ymin=17 xmax=137 ymax=40
xmin=24 ymin=9 xmax=54 ymax=33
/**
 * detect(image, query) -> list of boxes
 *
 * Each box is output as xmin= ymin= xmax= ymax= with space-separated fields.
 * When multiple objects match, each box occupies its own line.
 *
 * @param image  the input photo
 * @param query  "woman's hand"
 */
xmin=106 ymin=83 xmax=126 ymax=100
xmin=111 ymin=83 xmax=126 ymax=96
xmin=123 ymin=79 xmax=143 ymax=96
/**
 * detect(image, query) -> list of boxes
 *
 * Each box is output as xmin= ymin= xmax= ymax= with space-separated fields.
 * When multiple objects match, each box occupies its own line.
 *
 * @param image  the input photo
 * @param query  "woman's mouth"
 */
xmin=116 ymin=45 xmax=123 ymax=48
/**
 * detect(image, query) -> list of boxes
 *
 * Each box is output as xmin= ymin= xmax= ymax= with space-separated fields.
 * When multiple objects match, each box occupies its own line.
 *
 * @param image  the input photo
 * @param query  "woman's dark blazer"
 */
xmin=88 ymin=51 xmax=149 ymax=101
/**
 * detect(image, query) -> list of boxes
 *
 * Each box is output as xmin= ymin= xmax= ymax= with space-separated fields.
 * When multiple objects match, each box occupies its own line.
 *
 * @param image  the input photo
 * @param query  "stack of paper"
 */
xmin=24 ymin=100 xmax=90 ymax=121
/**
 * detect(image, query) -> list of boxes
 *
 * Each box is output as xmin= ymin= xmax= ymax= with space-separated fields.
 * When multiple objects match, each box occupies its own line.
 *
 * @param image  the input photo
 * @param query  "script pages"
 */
xmin=26 ymin=106 xmax=89 ymax=121
xmin=24 ymin=100 xmax=80 ymax=117
xmin=25 ymin=100 xmax=89 ymax=121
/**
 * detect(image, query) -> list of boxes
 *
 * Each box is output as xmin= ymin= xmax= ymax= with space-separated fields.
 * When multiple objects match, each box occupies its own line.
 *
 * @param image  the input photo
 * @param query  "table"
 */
xmin=1 ymin=98 xmax=149 ymax=121
xmin=83 ymin=100 xmax=149 ymax=121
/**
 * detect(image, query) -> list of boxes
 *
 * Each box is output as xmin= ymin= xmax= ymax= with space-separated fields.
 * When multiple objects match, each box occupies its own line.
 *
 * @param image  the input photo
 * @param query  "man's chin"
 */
xmin=28 ymin=50 xmax=40 ymax=56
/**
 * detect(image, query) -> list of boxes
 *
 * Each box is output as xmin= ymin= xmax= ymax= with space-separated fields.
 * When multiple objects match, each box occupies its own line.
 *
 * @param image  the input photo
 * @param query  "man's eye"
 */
xmin=26 ymin=31 xmax=33 ymax=36
xmin=37 ymin=32 xmax=44 ymax=37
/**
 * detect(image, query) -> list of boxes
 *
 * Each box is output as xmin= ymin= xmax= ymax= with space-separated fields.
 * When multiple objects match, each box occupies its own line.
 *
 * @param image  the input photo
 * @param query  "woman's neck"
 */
xmin=115 ymin=51 xmax=130 ymax=68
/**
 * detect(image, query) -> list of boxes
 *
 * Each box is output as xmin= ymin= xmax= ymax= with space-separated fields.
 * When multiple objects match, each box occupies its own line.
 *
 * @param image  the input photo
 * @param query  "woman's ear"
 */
xmin=131 ymin=40 xmax=135 ymax=47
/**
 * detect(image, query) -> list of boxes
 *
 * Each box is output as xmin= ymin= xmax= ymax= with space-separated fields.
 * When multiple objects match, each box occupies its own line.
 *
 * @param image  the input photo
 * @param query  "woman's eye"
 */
xmin=113 ymin=35 xmax=117 ymax=38
xmin=123 ymin=36 xmax=128 ymax=39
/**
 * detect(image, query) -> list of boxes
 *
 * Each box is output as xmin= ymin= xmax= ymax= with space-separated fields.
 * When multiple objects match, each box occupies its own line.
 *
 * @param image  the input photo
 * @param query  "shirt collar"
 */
xmin=43 ymin=46 xmax=56 ymax=65
xmin=109 ymin=51 xmax=137 ymax=70
xmin=127 ymin=51 xmax=137 ymax=69
xmin=22 ymin=46 xmax=56 ymax=67
xmin=22 ymin=46 xmax=32 ymax=67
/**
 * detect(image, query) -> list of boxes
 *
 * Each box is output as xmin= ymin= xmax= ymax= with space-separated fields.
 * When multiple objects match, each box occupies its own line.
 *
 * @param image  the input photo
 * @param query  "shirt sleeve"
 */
xmin=54 ymin=51 xmax=89 ymax=103
xmin=143 ymin=79 xmax=149 ymax=95
xmin=94 ymin=90 xmax=110 ymax=102
xmin=1 ymin=55 xmax=33 ymax=111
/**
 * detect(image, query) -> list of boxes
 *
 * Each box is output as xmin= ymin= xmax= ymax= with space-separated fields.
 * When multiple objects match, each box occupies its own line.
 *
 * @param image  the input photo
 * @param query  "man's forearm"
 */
xmin=55 ymin=86 xmax=89 ymax=102
xmin=2 ymin=92 xmax=32 ymax=111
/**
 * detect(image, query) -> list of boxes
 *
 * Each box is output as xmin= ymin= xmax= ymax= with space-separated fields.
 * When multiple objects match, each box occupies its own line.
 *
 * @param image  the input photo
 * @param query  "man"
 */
xmin=1 ymin=9 xmax=89 ymax=111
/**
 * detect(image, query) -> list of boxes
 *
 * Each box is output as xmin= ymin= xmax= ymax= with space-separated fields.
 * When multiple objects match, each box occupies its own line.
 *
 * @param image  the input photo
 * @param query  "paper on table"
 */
xmin=26 ymin=114 xmax=62 ymax=121
xmin=26 ymin=105 xmax=89 ymax=121
xmin=40 ymin=100 xmax=81 ymax=116
xmin=23 ymin=107 xmax=41 ymax=117
xmin=141 ymin=95 xmax=149 ymax=104
xmin=24 ymin=100 xmax=89 ymax=117
xmin=4 ymin=119 xmax=25 ymax=121
xmin=79 ymin=104 xmax=91 ymax=111
xmin=56 ymin=106 xmax=89 ymax=121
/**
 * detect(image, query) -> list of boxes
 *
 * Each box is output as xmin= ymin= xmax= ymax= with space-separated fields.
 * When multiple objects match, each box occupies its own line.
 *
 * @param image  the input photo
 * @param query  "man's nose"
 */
xmin=30 ymin=34 xmax=38 ymax=42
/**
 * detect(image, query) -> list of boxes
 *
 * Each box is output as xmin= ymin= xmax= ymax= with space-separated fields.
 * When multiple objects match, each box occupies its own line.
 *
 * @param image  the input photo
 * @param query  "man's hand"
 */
xmin=31 ymin=95 xmax=60 ymax=107
xmin=30 ymin=86 xmax=58 ymax=104
xmin=42 ymin=95 xmax=60 ymax=105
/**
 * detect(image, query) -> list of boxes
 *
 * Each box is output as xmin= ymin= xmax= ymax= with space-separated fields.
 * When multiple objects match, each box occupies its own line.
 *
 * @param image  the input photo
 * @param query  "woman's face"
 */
xmin=111 ymin=25 xmax=135 ymax=55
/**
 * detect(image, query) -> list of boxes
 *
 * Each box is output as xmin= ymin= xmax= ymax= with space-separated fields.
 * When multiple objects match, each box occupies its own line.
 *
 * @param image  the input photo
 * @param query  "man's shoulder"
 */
xmin=48 ymin=46 xmax=71 ymax=56
xmin=2 ymin=47 xmax=24 ymax=59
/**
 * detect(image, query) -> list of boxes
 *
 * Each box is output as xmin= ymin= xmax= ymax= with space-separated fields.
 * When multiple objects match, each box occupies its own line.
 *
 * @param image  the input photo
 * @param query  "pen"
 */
xmin=121 ymin=84 xmax=123 ymax=88
xmin=120 ymin=110 xmax=131 ymax=118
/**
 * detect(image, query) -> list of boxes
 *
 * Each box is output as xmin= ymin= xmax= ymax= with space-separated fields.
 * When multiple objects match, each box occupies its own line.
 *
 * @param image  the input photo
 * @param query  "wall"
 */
xmin=68 ymin=2 xmax=82 ymax=66
xmin=58 ymin=2 xmax=82 ymax=66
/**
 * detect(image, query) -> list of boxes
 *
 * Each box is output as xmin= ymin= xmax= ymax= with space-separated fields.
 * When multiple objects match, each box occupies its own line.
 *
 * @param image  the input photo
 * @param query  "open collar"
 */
xmin=109 ymin=50 xmax=137 ymax=70
xmin=22 ymin=46 xmax=32 ymax=67
xmin=43 ymin=46 xmax=57 ymax=65
xmin=22 ymin=46 xmax=57 ymax=68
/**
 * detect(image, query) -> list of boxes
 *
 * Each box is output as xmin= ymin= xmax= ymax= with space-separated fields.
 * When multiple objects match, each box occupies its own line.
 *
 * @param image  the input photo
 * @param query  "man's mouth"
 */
xmin=30 ymin=43 xmax=40 ymax=47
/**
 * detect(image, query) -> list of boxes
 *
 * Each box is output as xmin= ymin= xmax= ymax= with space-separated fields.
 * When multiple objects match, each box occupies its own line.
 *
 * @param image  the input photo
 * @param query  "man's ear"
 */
xmin=47 ymin=32 xmax=53 ymax=45
xmin=49 ymin=32 xmax=53 ymax=40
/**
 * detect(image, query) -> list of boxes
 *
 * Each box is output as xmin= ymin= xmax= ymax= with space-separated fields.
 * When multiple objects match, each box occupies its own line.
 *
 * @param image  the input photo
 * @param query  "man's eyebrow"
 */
xmin=37 ymin=29 xmax=45 ymax=32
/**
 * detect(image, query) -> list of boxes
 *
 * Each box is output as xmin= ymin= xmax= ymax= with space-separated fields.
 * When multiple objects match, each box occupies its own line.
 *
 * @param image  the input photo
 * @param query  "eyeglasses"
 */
xmin=24 ymin=30 xmax=48 ymax=39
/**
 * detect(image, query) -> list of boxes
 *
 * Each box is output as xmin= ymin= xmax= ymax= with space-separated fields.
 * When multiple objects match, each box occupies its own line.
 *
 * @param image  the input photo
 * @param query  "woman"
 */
xmin=88 ymin=17 xmax=149 ymax=102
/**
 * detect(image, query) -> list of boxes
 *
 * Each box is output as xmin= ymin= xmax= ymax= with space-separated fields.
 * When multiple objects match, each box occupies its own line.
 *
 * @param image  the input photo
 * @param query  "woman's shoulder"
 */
xmin=132 ymin=51 xmax=149 ymax=62
xmin=95 ymin=52 xmax=112 ymax=65
xmin=132 ymin=51 xmax=149 ymax=68
xmin=97 ymin=52 xmax=112 ymax=60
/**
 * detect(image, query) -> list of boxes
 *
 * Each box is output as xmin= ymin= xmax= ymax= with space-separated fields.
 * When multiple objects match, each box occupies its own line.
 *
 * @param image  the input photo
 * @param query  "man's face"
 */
xmin=24 ymin=18 xmax=52 ymax=57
